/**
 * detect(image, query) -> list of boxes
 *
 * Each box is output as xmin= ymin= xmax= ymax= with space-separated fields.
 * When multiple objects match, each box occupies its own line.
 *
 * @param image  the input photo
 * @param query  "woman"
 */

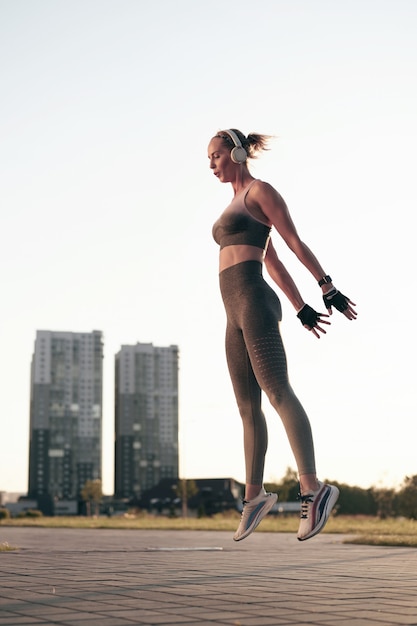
xmin=208 ymin=129 xmax=357 ymax=542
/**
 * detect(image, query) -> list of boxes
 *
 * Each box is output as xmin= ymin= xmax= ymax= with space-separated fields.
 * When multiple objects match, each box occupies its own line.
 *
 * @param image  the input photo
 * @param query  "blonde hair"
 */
xmin=215 ymin=129 xmax=272 ymax=159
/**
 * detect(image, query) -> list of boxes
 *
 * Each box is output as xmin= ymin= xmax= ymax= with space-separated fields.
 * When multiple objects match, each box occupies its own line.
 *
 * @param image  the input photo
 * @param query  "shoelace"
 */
xmin=241 ymin=492 xmax=274 ymax=514
xmin=298 ymin=493 xmax=313 ymax=519
xmin=238 ymin=499 xmax=249 ymax=521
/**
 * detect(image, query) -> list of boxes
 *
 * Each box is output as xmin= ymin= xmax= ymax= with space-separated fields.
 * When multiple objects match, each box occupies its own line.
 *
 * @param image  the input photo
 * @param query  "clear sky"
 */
xmin=1 ymin=0 xmax=416 ymax=496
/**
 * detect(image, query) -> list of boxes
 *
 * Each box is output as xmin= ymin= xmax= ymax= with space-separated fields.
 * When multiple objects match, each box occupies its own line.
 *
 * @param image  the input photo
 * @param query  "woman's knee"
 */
xmin=265 ymin=383 xmax=292 ymax=410
xmin=236 ymin=399 xmax=264 ymax=424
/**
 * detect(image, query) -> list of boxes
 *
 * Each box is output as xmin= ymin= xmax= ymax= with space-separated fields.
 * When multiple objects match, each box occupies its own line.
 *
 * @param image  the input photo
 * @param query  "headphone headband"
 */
xmin=224 ymin=129 xmax=242 ymax=148
xmin=222 ymin=129 xmax=247 ymax=164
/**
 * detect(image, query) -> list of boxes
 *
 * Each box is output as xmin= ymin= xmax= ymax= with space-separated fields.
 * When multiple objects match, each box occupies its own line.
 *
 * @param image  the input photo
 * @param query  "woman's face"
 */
xmin=207 ymin=137 xmax=236 ymax=183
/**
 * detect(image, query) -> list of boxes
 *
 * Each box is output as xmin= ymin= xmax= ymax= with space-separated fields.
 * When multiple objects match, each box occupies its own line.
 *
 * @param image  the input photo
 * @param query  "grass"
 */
xmin=1 ymin=513 xmax=417 ymax=547
xmin=0 ymin=541 xmax=17 ymax=552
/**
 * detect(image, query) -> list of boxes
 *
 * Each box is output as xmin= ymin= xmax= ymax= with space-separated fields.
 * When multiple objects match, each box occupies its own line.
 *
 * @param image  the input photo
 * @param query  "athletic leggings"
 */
xmin=219 ymin=260 xmax=316 ymax=485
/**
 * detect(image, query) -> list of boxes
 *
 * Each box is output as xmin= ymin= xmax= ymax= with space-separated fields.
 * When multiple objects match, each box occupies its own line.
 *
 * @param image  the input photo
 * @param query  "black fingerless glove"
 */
xmin=297 ymin=304 xmax=320 ymax=328
xmin=322 ymin=288 xmax=349 ymax=312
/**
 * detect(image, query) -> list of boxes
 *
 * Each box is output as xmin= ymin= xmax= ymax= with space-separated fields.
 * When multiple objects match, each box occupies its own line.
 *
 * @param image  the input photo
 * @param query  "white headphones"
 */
xmin=223 ymin=129 xmax=247 ymax=164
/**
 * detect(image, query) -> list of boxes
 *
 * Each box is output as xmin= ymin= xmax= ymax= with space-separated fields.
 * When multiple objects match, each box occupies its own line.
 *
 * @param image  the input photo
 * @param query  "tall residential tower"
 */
xmin=28 ymin=330 xmax=103 ymax=510
xmin=115 ymin=342 xmax=179 ymax=500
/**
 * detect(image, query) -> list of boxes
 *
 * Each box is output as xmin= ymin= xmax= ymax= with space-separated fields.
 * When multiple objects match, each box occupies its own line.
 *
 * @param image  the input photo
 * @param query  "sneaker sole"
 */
xmin=234 ymin=493 xmax=278 ymax=542
xmin=297 ymin=486 xmax=339 ymax=542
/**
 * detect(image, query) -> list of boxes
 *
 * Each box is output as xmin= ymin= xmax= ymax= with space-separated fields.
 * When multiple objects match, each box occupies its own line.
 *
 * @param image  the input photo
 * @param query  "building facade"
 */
xmin=28 ymin=330 xmax=103 ymax=508
xmin=114 ymin=342 xmax=179 ymax=500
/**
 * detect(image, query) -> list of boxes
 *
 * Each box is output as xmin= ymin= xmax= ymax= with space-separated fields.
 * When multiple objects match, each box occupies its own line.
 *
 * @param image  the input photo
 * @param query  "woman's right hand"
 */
xmin=297 ymin=304 xmax=331 ymax=339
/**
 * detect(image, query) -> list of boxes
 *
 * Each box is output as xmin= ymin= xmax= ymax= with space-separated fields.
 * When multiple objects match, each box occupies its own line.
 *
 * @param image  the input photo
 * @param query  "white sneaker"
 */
xmin=233 ymin=489 xmax=278 ymax=542
xmin=297 ymin=481 xmax=339 ymax=541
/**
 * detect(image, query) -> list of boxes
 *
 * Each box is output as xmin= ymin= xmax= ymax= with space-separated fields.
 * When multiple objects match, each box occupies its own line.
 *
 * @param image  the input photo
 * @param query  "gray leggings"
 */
xmin=219 ymin=261 xmax=316 ymax=485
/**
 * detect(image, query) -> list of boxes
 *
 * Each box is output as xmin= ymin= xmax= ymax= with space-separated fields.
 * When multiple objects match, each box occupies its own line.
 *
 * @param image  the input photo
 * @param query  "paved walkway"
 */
xmin=0 ymin=527 xmax=416 ymax=625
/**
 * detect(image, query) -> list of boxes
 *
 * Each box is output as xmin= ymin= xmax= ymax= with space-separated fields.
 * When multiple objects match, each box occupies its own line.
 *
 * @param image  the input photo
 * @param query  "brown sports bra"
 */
xmin=212 ymin=180 xmax=271 ymax=251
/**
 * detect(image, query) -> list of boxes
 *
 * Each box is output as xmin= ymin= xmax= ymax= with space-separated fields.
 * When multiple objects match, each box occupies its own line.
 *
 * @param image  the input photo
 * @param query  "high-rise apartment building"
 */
xmin=28 ymin=330 xmax=103 ymax=508
xmin=114 ymin=342 xmax=179 ymax=500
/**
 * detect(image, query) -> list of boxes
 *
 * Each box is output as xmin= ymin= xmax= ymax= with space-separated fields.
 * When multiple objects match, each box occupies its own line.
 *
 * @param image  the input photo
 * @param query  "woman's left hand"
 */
xmin=322 ymin=288 xmax=357 ymax=320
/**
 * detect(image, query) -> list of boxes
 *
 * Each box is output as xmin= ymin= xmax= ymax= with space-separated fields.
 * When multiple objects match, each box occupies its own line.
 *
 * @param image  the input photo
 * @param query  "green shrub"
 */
xmin=0 ymin=508 xmax=10 ymax=520
xmin=25 ymin=509 xmax=43 ymax=518
xmin=17 ymin=509 xmax=43 ymax=518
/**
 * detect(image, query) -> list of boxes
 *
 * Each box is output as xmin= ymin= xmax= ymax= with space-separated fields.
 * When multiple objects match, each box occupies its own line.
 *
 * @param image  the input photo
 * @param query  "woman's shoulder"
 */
xmin=249 ymin=180 xmax=285 ymax=204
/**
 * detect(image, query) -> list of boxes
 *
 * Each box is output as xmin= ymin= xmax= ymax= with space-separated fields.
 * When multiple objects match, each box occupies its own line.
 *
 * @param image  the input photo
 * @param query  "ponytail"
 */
xmin=245 ymin=133 xmax=272 ymax=159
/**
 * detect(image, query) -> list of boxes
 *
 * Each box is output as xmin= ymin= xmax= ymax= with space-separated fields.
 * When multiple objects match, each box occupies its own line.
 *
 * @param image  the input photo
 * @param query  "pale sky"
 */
xmin=1 ymin=0 xmax=416 ymax=496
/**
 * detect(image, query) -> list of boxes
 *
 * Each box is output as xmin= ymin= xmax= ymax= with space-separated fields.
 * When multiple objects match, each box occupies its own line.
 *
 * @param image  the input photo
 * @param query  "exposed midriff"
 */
xmin=219 ymin=244 xmax=265 ymax=273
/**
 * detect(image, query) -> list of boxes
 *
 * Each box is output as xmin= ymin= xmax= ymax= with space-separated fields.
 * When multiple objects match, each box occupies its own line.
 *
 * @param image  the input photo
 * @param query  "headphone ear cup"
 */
xmin=230 ymin=145 xmax=247 ymax=163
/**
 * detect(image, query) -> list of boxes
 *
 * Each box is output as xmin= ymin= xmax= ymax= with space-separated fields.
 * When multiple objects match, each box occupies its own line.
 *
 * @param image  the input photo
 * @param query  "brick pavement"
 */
xmin=0 ymin=527 xmax=416 ymax=625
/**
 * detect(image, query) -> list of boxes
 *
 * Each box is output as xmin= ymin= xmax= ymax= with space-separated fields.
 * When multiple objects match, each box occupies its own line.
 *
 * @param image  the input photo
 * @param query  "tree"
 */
xmin=173 ymin=479 xmax=198 ymax=518
xmin=332 ymin=482 xmax=376 ymax=515
xmin=397 ymin=475 xmax=417 ymax=519
xmin=265 ymin=467 xmax=299 ymax=502
xmin=81 ymin=479 xmax=102 ymax=517
xmin=371 ymin=486 xmax=396 ymax=519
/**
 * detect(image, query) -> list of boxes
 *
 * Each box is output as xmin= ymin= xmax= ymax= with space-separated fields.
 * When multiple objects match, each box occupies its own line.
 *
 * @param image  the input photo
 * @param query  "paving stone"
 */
xmin=0 ymin=528 xmax=417 ymax=625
